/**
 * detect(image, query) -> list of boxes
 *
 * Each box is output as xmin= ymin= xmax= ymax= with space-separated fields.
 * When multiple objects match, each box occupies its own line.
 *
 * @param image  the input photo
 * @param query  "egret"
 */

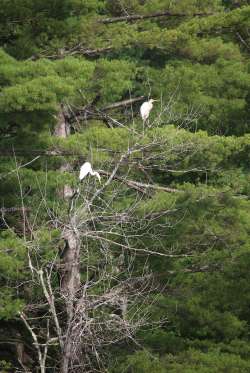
xmin=79 ymin=162 xmax=101 ymax=182
xmin=140 ymin=98 xmax=158 ymax=123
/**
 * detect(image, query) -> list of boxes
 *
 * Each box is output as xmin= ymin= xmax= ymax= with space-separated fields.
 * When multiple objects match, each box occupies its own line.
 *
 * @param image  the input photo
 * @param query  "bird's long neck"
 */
xmin=91 ymin=170 xmax=101 ymax=182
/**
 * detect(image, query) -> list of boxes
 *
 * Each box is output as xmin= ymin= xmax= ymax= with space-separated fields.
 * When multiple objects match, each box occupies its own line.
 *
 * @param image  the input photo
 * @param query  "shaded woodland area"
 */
xmin=0 ymin=0 xmax=250 ymax=372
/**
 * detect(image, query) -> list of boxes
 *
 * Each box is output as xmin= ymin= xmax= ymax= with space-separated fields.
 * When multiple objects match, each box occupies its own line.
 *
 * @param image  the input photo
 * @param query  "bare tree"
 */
xmin=19 ymin=101 xmax=200 ymax=373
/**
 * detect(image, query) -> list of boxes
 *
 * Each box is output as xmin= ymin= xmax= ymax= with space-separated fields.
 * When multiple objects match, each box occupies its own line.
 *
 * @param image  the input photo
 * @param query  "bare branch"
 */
xmin=100 ymin=11 xmax=215 ymax=24
xmin=19 ymin=312 xmax=44 ymax=373
xmin=86 ymin=233 xmax=192 ymax=258
xmin=102 ymin=96 xmax=146 ymax=110
xmin=0 ymin=207 xmax=31 ymax=213
xmin=38 ymin=269 xmax=63 ymax=349
xmin=99 ymin=170 xmax=182 ymax=193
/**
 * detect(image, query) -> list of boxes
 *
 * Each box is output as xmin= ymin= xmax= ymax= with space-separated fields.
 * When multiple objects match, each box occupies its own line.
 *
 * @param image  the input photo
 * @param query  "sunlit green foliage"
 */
xmin=1 ymin=0 xmax=250 ymax=371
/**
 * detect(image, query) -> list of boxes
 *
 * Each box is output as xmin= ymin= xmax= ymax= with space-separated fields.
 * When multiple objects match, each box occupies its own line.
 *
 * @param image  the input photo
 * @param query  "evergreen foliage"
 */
xmin=0 ymin=0 xmax=250 ymax=371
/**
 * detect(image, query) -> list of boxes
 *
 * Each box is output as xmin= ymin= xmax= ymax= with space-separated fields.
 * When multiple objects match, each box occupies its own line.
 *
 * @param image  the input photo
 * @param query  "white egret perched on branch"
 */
xmin=79 ymin=162 xmax=101 ymax=182
xmin=140 ymin=98 xmax=158 ymax=123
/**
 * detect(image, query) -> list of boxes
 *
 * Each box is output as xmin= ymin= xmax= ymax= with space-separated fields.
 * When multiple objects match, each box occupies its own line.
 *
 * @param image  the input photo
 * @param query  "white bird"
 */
xmin=79 ymin=162 xmax=101 ymax=182
xmin=140 ymin=98 xmax=157 ymax=122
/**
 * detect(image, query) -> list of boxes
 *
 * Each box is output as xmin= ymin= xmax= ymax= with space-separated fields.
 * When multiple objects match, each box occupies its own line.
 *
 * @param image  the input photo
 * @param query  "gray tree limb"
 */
xmin=100 ymin=11 xmax=215 ymax=24
xmin=99 ymin=170 xmax=182 ymax=194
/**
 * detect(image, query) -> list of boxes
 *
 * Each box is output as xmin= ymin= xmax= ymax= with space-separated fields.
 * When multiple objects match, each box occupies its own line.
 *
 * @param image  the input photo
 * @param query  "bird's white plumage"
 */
xmin=79 ymin=162 xmax=91 ymax=180
xmin=79 ymin=162 xmax=101 ymax=182
xmin=140 ymin=99 xmax=157 ymax=122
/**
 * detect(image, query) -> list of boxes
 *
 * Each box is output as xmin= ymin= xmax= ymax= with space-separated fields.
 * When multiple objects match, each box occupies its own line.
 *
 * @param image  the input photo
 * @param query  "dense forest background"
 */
xmin=0 ymin=0 xmax=250 ymax=372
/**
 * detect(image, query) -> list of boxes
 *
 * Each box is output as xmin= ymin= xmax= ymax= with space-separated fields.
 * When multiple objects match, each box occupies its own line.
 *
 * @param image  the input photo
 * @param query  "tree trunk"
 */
xmin=59 ymin=228 xmax=81 ymax=373
xmin=60 ymin=229 xmax=81 ymax=301
xmin=54 ymin=105 xmax=81 ymax=373
xmin=60 ymin=346 xmax=71 ymax=373
xmin=53 ymin=106 xmax=70 ymax=138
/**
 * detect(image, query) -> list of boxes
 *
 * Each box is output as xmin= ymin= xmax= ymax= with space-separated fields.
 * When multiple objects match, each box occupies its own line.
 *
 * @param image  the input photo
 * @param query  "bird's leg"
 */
xmin=143 ymin=119 xmax=146 ymax=136
xmin=143 ymin=118 xmax=149 ymax=136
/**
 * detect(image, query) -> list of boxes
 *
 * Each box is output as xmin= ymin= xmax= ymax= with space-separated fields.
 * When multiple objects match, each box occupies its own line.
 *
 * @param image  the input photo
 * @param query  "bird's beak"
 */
xmin=152 ymin=99 xmax=158 ymax=102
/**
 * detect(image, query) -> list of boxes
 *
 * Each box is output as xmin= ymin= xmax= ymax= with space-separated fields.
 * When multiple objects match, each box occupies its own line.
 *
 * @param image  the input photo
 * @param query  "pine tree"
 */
xmin=0 ymin=1 xmax=250 ymax=372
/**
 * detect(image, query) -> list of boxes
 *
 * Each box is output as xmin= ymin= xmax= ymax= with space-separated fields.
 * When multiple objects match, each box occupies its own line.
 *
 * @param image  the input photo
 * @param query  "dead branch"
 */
xmin=102 ymin=96 xmax=146 ymax=110
xmin=19 ymin=312 xmax=45 ymax=373
xmin=236 ymin=31 xmax=250 ymax=52
xmin=86 ymin=233 xmax=192 ymax=258
xmin=99 ymin=170 xmax=182 ymax=193
xmin=0 ymin=155 xmax=41 ymax=180
xmin=0 ymin=207 xmax=31 ymax=213
xmin=29 ymin=46 xmax=113 ymax=60
xmin=73 ymin=46 xmax=113 ymax=57
xmin=38 ymin=269 xmax=63 ymax=349
xmin=100 ymin=11 xmax=215 ymax=24
xmin=65 ymin=95 xmax=144 ymax=124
